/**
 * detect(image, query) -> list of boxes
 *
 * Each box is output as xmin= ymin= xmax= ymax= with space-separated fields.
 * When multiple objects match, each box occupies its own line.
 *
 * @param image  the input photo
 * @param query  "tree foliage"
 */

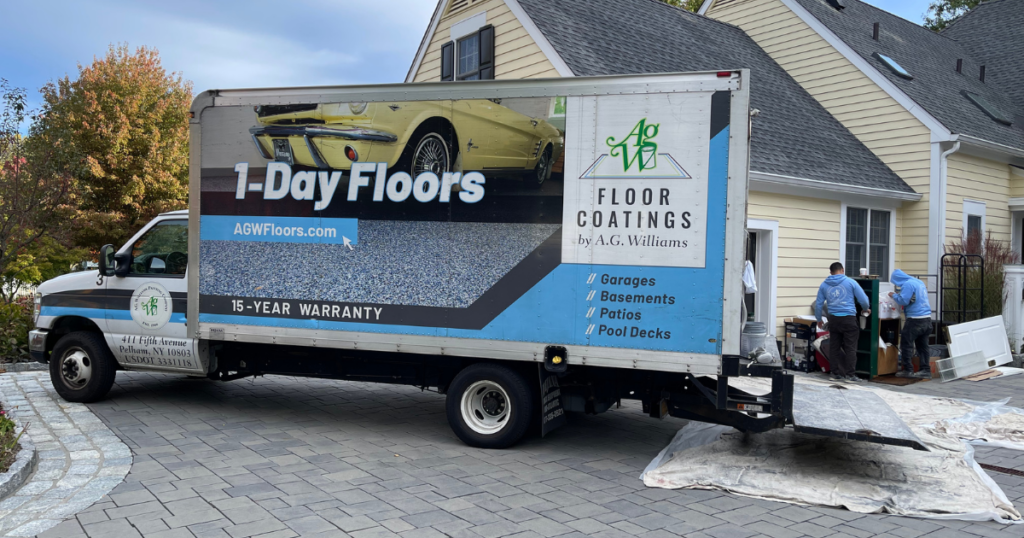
xmin=658 ymin=0 xmax=705 ymax=13
xmin=0 ymin=79 xmax=77 ymax=303
xmin=924 ymin=0 xmax=980 ymax=31
xmin=28 ymin=44 xmax=193 ymax=249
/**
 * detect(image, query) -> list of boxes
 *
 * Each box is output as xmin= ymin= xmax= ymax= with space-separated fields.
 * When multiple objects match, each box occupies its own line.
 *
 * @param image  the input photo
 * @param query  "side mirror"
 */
xmin=98 ymin=245 xmax=115 ymax=277
xmin=149 ymin=257 xmax=166 ymax=274
xmin=113 ymin=252 xmax=131 ymax=278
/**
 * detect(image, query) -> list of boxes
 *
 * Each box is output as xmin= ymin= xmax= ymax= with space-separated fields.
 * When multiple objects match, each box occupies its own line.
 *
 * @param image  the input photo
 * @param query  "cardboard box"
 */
xmin=910 ymin=355 xmax=942 ymax=378
xmin=877 ymin=345 xmax=898 ymax=376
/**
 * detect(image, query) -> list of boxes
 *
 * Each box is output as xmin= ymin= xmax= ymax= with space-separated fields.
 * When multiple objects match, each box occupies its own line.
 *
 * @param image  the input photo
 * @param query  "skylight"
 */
xmin=872 ymin=53 xmax=912 ymax=80
xmin=962 ymin=91 xmax=1013 ymax=126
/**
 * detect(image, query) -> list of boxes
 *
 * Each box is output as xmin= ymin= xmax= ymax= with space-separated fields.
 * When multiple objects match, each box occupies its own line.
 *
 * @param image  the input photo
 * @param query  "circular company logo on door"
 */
xmin=130 ymin=282 xmax=173 ymax=330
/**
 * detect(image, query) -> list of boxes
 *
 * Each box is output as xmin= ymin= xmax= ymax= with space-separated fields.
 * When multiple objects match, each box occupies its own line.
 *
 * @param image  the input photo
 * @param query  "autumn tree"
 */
xmin=0 ymin=79 xmax=77 ymax=303
xmin=659 ymin=0 xmax=705 ymax=12
xmin=924 ymin=0 xmax=980 ymax=31
xmin=28 ymin=44 xmax=193 ymax=249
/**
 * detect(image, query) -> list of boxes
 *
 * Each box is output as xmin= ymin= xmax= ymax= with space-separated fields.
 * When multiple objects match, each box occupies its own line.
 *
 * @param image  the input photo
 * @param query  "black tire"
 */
xmin=446 ymin=363 xmax=535 ymax=449
xmin=49 ymin=331 xmax=117 ymax=403
xmin=525 ymin=145 xmax=553 ymax=189
xmin=397 ymin=122 xmax=455 ymax=177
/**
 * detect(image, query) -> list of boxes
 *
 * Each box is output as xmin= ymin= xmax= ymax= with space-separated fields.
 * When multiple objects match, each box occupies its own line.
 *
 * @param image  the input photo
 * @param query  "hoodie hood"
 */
xmin=891 ymin=269 xmax=910 ymax=286
xmin=825 ymin=274 xmax=847 ymax=286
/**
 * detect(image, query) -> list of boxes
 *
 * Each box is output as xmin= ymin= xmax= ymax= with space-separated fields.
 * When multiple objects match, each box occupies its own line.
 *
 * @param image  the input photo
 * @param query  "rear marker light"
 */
xmin=345 ymin=146 xmax=358 ymax=162
xmin=717 ymin=71 xmax=732 ymax=78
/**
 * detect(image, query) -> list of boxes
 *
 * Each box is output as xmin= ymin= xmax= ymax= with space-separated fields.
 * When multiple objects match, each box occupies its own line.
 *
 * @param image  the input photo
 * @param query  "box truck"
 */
xmin=28 ymin=72 xmax=924 ymax=450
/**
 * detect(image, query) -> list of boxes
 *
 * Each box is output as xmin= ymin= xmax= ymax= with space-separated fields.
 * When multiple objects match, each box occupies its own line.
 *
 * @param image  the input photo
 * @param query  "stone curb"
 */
xmin=0 ymin=424 xmax=38 ymax=502
xmin=0 ymin=363 xmax=47 ymax=373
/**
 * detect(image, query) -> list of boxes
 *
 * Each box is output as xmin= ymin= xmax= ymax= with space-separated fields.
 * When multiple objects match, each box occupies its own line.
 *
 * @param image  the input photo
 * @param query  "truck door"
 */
xmin=104 ymin=218 xmax=202 ymax=373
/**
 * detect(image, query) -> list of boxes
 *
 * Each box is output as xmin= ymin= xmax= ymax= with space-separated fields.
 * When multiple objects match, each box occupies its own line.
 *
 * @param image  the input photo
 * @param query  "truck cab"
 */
xmin=30 ymin=209 xmax=201 ymax=403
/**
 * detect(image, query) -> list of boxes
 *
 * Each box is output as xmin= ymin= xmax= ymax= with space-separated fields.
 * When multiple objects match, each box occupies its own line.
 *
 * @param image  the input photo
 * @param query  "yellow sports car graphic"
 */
xmin=250 ymin=98 xmax=564 ymax=187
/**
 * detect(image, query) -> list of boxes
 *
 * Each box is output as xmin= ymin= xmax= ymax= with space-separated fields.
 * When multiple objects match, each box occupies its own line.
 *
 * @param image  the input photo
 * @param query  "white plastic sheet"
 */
xmin=743 ymin=261 xmax=757 ymax=294
xmin=642 ymin=377 xmax=1024 ymax=523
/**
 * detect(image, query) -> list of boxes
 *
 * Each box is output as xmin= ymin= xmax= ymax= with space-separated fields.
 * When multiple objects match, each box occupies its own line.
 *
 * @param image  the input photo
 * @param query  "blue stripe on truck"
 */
xmin=40 ymin=306 xmax=186 ymax=324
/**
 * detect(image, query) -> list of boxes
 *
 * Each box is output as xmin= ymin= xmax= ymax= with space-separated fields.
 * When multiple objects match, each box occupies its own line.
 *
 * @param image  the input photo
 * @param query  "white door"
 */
xmin=104 ymin=217 xmax=202 ymax=373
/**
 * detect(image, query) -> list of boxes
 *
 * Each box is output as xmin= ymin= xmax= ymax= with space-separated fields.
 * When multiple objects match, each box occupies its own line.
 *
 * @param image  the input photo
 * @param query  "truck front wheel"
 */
xmin=446 ymin=364 xmax=534 ymax=449
xmin=49 ymin=332 xmax=117 ymax=403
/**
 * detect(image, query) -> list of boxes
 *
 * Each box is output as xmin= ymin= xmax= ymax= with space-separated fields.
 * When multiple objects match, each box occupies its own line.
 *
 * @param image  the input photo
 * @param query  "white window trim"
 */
xmin=747 ymin=218 xmax=778 ymax=335
xmin=963 ymin=199 xmax=986 ymax=238
xmin=839 ymin=203 xmax=896 ymax=280
xmin=450 ymin=11 xmax=486 ymax=41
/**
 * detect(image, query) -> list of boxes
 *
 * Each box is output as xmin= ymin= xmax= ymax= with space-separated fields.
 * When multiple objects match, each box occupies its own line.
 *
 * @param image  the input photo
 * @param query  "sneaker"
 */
xmin=829 ymin=374 xmax=845 ymax=382
xmin=846 ymin=375 xmax=863 ymax=383
xmin=912 ymin=370 xmax=932 ymax=379
xmin=895 ymin=370 xmax=910 ymax=378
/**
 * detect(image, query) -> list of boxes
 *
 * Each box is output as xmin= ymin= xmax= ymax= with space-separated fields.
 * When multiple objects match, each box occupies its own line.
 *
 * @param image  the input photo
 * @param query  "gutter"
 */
xmin=750 ymin=171 xmax=922 ymax=202
xmin=954 ymin=134 xmax=1024 ymax=162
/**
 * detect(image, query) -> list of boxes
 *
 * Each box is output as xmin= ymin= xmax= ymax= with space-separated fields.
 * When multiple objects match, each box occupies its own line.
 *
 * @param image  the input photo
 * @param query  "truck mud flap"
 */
xmin=791 ymin=383 xmax=928 ymax=451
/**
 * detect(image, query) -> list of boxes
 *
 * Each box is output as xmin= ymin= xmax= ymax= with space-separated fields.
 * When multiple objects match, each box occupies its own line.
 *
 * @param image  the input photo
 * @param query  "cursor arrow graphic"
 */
xmin=342 ymin=236 xmax=354 ymax=251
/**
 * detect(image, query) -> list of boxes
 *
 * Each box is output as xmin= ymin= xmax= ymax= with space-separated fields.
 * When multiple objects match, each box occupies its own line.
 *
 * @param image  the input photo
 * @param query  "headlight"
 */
xmin=33 ymin=292 xmax=42 ymax=323
xmin=348 ymin=102 xmax=367 ymax=115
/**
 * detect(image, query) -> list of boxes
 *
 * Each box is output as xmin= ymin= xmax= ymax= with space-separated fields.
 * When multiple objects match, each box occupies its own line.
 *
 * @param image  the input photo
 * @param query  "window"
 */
xmin=967 ymin=215 xmax=982 ymax=239
xmin=845 ymin=208 xmax=891 ymax=280
xmin=130 ymin=220 xmax=188 ymax=276
xmin=963 ymin=200 xmax=986 ymax=254
xmin=441 ymin=24 xmax=494 ymax=82
xmin=457 ymin=34 xmax=480 ymax=80
xmin=873 ymin=52 xmax=913 ymax=80
xmin=962 ymin=91 xmax=1013 ymax=126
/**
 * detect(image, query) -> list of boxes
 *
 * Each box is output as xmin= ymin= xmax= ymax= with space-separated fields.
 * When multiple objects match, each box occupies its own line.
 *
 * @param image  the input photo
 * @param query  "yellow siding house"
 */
xmin=409 ymin=0 xmax=926 ymax=334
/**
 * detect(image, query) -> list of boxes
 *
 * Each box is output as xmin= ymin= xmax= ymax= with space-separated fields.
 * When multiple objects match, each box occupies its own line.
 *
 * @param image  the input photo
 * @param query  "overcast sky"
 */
xmin=1 ymin=0 xmax=933 ymax=115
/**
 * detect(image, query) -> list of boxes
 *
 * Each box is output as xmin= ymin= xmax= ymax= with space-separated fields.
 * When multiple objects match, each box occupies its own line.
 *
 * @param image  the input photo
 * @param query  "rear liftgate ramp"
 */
xmin=791 ymin=383 xmax=928 ymax=451
xmin=671 ymin=356 xmax=928 ymax=451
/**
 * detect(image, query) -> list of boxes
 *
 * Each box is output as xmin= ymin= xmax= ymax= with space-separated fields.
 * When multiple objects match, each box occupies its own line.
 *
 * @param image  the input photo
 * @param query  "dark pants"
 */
xmin=900 ymin=318 xmax=933 ymax=372
xmin=828 ymin=315 xmax=859 ymax=377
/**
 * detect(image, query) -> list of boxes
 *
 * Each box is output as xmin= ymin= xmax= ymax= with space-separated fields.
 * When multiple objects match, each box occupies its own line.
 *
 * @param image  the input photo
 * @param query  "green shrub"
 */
xmin=0 ymin=297 xmax=33 ymax=362
xmin=0 ymin=406 xmax=24 ymax=472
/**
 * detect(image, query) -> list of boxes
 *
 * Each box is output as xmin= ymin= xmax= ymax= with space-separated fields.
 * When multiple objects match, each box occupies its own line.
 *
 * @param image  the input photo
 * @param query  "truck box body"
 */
xmin=191 ymin=73 xmax=748 ymax=375
xmin=32 ymin=73 xmax=927 ymax=450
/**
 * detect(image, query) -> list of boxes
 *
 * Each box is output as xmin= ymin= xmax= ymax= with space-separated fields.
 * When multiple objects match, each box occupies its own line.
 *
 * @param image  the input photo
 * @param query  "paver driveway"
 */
xmin=32 ymin=371 xmax=1024 ymax=538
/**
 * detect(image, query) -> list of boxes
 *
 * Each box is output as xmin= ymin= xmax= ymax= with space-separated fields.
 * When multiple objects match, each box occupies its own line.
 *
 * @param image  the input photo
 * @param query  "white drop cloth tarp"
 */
xmin=642 ymin=377 xmax=1024 ymax=523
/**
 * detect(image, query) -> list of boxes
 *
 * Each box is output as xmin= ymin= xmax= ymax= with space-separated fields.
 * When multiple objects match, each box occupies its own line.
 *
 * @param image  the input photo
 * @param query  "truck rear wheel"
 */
xmin=446 ymin=363 xmax=534 ymax=449
xmin=49 ymin=331 xmax=117 ymax=403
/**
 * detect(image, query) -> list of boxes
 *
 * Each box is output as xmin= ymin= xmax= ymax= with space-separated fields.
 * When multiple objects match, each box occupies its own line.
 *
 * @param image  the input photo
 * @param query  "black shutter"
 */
xmin=479 ymin=25 xmax=494 ymax=80
xmin=441 ymin=41 xmax=455 ymax=81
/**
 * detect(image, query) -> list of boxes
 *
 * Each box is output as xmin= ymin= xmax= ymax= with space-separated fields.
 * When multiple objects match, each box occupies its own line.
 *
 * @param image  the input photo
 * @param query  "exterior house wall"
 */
xmin=945 ymin=152 xmax=1012 ymax=245
xmin=706 ymin=0 xmax=932 ymax=276
xmin=411 ymin=0 xmax=559 ymax=83
xmin=1010 ymin=169 xmax=1024 ymax=199
xmin=748 ymin=191 xmax=840 ymax=332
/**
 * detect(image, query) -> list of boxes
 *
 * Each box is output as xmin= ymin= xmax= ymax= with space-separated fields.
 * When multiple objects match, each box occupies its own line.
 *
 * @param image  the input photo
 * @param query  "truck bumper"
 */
xmin=29 ymin=329 xmax=48 ymax=363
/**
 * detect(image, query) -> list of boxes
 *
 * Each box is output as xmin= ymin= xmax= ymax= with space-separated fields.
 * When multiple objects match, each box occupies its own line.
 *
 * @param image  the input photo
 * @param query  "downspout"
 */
xmin=935 ymin=141 xmax=960 ymax=318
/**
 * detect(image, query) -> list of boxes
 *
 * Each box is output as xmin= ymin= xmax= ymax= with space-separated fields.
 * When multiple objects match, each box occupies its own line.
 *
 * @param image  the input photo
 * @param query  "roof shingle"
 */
xmin=942 ymin=0 xmax=1024 ymax=108
xmin=792 ymin=0 xmax=1024 ymax=151
xmin=515 ymin=0 xmax=914 ymax=194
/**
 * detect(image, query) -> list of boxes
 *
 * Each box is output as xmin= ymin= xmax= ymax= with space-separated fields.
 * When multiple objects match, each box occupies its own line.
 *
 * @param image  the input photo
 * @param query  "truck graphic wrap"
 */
xmin=198 ymin=91 xmax=730 ymax=354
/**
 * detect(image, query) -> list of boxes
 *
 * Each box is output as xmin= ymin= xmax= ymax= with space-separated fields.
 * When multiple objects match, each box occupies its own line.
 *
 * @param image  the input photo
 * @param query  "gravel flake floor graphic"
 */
xmin=200 ymin=221 xmax=561 ymax=308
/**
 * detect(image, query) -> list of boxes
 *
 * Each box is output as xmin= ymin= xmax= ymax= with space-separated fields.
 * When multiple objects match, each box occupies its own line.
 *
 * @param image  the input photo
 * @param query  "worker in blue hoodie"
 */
xmin=815 ymin=262 xmax=871 ymax=382
xmin=889 ymin=270 xmax=933 ymax=379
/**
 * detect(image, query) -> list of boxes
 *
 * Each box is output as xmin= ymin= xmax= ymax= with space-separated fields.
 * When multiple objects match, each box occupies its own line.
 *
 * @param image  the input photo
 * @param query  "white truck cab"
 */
xmin=30 ymin=209 xmax=201 ymax=402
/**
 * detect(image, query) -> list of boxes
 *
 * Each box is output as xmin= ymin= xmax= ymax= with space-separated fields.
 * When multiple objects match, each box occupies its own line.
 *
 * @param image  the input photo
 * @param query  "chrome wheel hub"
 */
xmin=413 ymin=134 xmax=449 ymax=176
